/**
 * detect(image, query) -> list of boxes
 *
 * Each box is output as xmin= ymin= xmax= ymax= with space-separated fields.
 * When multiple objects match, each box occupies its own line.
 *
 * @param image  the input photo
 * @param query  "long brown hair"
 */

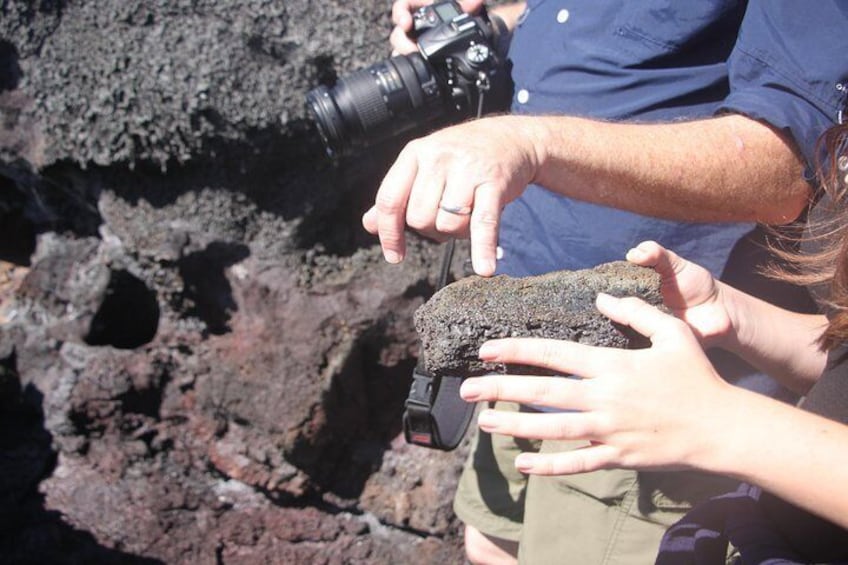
xmin=771 ymin=124 xmax=848 ymax=350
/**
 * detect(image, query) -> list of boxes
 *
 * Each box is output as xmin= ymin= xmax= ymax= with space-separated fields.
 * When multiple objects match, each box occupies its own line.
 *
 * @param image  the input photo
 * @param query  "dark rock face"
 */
xmin=0 ymin=1 xmax=472 ymax=563
xmin=1 ymin=1 xmax=384 ymax=169
xmin=415 ymin=262 xmax=663 ymax=377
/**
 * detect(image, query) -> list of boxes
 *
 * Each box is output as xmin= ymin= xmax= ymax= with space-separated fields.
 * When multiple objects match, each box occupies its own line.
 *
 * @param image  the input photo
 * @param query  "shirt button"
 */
xmin=557 ymin=9 xmax=570 ymax=23
xmin=516 ymin=89 xmax=530 ymax=104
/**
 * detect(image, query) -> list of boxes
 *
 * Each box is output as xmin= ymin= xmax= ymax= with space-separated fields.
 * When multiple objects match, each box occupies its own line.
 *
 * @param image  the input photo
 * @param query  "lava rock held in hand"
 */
xmin=414 ymin=261 xmax=663 ymax=377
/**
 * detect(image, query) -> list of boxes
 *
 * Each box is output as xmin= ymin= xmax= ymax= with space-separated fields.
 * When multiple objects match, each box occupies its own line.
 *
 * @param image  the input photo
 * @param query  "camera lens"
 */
xmin=307 ymin=53 xmax=444 ymax=157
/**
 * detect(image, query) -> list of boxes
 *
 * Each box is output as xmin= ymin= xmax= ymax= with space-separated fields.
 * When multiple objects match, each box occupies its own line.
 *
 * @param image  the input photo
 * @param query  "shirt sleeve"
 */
xmin=717 ymin=0 xmax=848 ymax=170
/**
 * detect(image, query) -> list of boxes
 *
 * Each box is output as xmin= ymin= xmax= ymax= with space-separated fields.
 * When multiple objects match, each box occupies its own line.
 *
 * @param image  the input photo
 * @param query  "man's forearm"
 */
xmin=520 ymin=113 xmax=812 ymax=225
xmin=364 ymin=103 xmax=813 ymax=275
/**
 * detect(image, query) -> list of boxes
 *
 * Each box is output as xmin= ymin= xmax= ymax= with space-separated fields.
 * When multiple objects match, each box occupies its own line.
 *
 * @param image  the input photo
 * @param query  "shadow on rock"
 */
xmin=0 ymin=351 xmax=162 ymax=565
xmin=177 ymin=242 xmax=250 ymax=336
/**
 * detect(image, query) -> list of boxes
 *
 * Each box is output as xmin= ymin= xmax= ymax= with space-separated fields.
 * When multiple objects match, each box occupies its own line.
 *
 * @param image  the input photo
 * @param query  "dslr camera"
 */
xmin=307 ymin=1 xmax=513 ymax=157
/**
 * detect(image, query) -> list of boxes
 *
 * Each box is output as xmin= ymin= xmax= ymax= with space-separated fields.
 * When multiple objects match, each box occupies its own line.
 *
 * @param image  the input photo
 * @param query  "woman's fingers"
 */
xmin=461 ymin=375 xmax=592 ymax=410
xmin=478 ymin=338 xmax=617 ymax=378
xmin=475 ymin=407 xmax=603 ymax=440
xmin=514 ymin=444 xmax=619 ymax=475
xmin=595 ymin=293 xmax=685 ymax=343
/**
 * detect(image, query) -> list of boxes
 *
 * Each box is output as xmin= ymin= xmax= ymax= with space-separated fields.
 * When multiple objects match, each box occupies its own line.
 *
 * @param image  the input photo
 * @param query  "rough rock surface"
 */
xmin=0 ymin=1 xmax=473 ymax=563
xmin=415 ymin=262 xmax=663 ymax=377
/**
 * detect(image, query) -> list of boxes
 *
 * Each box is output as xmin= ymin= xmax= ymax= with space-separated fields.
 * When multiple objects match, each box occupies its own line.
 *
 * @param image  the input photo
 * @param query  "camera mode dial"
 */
xmin=465 ymin=43 xmax=491 ymax=66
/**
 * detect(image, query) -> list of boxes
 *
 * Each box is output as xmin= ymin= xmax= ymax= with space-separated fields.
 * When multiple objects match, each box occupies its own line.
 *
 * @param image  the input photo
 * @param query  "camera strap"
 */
xmin=403 ymin=367 xmax=475 ymax=450
xmin=403 ymin=239 xmax=477 ymax=450
xmin=402 ymin=74 xmax=491 ymax=451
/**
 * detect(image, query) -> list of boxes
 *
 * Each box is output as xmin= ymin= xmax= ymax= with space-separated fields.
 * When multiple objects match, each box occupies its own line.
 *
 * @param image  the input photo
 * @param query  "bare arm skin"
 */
xmin=715 ymin=276 xmax=828 ymax=394
xmin=530 ymin=114 xmax=809 ymax=224
xmin=363 ymin=113 xmax=811 ymax=275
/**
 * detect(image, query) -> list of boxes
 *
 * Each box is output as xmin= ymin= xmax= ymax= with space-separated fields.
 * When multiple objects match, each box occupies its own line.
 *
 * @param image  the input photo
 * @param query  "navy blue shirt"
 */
xmin=498 ymin=0 xmax=848 ymax=279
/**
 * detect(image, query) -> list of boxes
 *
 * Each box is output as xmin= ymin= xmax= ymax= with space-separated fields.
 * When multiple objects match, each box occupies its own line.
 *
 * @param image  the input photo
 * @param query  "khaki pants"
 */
xmin=453 ymin=402 xmax=737 ymax=564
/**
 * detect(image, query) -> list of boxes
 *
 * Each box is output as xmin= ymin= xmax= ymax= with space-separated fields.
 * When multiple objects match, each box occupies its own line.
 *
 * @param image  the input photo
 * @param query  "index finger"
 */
xmin=478 ymin=338 xmax=620 ymax=378
xmin=469 ymin=181 xmax=503 ymax=276
xmin=374 ymin=147 xmax=419 ymax=263
xmin=460 ymin=374 xmax=592 ymax=411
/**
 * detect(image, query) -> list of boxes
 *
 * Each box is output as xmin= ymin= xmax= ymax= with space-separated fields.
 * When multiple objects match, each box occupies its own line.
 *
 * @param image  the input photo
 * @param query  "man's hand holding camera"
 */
xmin=390 ymin=0 xmax=486 ymax=54
xmin=362 ymin=115 xmax=541 ymax=276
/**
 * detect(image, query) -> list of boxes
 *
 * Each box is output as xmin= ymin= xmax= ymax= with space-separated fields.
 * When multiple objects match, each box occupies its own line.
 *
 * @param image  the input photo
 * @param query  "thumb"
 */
xmin=626 ymin=240 xmax=688 ymax=282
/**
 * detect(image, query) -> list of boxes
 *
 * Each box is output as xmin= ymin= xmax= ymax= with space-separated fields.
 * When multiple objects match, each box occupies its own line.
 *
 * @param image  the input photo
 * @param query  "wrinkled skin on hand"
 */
xmin=362 ymin=115 xmax=539 ymax=276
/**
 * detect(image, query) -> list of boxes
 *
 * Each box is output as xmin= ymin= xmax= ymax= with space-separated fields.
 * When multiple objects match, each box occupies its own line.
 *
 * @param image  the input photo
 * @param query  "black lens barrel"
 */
xmin=307 ymin=53 xmax=443 ymax=157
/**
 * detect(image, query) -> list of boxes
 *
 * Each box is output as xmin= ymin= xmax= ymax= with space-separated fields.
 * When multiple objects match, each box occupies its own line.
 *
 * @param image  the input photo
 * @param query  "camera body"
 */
xmin=307 ymin=1 xmax=512 ymax=157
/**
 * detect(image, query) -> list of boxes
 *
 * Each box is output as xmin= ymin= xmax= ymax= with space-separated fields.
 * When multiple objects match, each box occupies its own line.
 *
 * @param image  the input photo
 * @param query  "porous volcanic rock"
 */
xmin=0 ymin=1 xmax=390 ymax=169
xmin=0 ymin=0 xmax=473 ymax=563
xmin=415 ymin=261 xmax=663 ymax=377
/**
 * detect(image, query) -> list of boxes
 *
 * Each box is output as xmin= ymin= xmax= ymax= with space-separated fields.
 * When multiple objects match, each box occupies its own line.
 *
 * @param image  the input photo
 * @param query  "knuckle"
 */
xmin=529 ymin=379 xmax=557 ymax=406
xmin=471 ymin=209 xmax=499 ymax=229
xmin=435 ymin=219 xmax=463 ymax=235
xmin=592 ymin=411 xmax=616 ymax=437
xmin=491 ymin=378 xmax=505 ymax=402
xmin=538 ymin=457 xmax=557 ymax=475
xmin=538 ymin=341 xmax=562 ymax=370
xmin=405 ymin=208 xmax=432 ymax=230
xmin=375 ymin=193 xmax=403 ymax=215
xmin=389 ymin=27 xmax=405 ymax=45
xmin=552 ymin=416 xmax=577 ymax=440
xmin=566 ymin=450 xmax=590 ymax=474
xmin=380 ymin=234 xmax=402 ymax=249
xmin=403 ymin=138 xmax=423 ymax=154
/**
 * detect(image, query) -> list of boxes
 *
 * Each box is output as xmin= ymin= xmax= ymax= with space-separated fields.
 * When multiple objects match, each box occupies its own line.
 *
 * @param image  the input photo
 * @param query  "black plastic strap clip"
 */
xmin=403 ymin=366 xmax=475 ymax=451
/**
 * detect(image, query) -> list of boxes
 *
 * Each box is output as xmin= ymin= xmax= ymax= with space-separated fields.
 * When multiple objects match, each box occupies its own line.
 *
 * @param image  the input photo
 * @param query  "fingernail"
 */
xmin=384 ymin=250 xmax=401 ymax=264
xmin=625 ymin=247 xmax=644 ymax=261
xmin=477 ymin=410 xmax=497 ymax=429
xmin=478 ymin=341 xmax=500 ymax=360
xmin=460 ymin=380 xmax=482 ymax=401
xmin=474 ymin=257 xmax=496 ymax=277
xmin=515 ymin=454 xmax=534 ymax=473
xmin=596 ymin=292 xmax=616 ymax=307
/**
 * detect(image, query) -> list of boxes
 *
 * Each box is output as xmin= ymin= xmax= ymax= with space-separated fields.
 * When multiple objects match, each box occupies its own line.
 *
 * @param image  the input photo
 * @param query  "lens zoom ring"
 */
xmin=347 ymin=69 xmax=393 ymax=130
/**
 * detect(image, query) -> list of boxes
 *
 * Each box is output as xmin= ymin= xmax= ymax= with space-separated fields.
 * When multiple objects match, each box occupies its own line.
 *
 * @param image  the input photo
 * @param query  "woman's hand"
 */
xmin=459 ymin=293 xmax=736 ymax=475
xmin=627 ymin=240 xmax=733 ymax=348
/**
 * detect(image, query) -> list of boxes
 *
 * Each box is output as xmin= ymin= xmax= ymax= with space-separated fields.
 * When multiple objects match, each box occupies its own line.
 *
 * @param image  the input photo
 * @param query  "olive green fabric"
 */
xmin=453 ymin=401 xmax=737 ymax=564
